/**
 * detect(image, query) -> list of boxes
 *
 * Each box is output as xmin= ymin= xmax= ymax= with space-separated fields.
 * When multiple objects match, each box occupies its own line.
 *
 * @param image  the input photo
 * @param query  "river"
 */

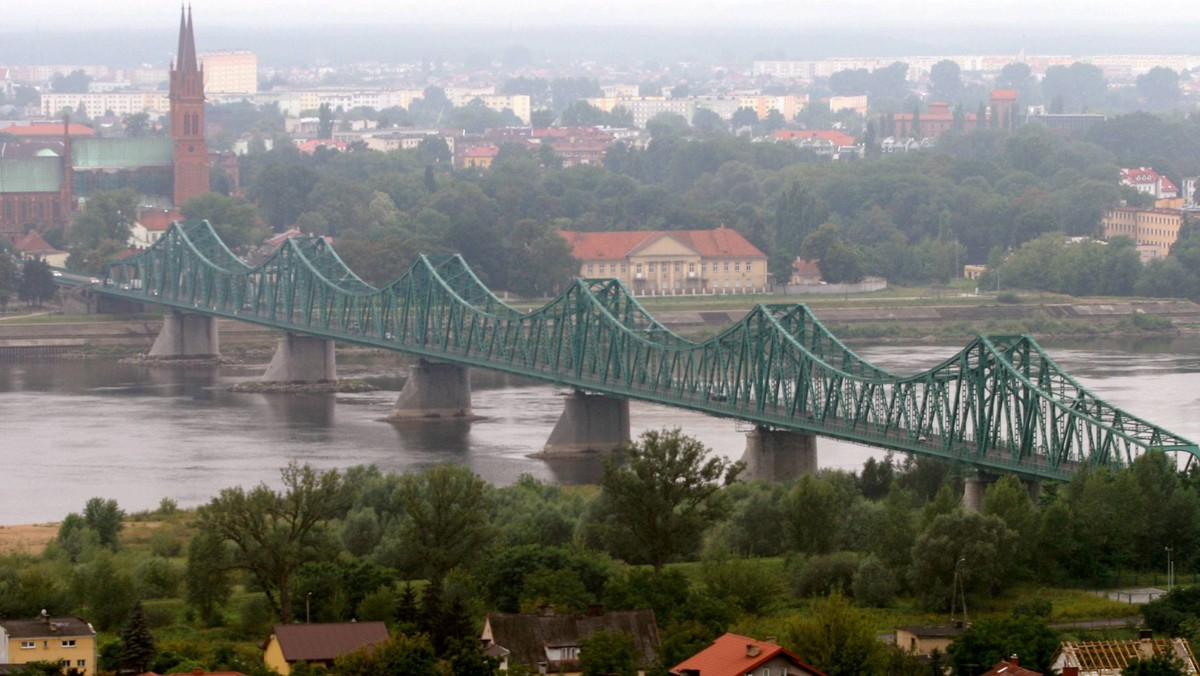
xmin=2 ymin=337 xmax=1199 ymax=524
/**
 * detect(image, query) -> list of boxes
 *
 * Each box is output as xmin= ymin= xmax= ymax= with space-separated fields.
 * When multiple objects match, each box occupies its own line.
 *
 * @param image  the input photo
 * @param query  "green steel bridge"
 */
xmin=97 ymin=220 xmax=1198 ymax=481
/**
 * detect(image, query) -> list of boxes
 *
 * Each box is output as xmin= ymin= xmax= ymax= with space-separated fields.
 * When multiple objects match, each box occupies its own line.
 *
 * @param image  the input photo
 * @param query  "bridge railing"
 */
xmin=101 ymin=221 xmax=1199 ymax=479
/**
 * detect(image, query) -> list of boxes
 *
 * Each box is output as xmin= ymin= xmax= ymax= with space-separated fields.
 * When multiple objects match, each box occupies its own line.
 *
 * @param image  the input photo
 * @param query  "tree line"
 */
xmin=2 ymin=430 xmax=1198 ymax=675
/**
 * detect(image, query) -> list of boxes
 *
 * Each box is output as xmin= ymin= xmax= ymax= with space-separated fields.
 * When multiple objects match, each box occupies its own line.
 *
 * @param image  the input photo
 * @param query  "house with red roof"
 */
xmin=670 ymin=633 xmax=826 ymax=676
xmin=262 ymin=622 xmax=388 ymax=676
xmin=129 ymin=208 xmax=181 ymax=249
xmin=1120 ymin=167 xmax=1178 ymax=200
xmin=559 ymin=226 xmax=769 ymax=295
xmin=981 ymin=655 xmax=1042 ymax=676
xmin=11 ymin=230 xmax=68 ymax=267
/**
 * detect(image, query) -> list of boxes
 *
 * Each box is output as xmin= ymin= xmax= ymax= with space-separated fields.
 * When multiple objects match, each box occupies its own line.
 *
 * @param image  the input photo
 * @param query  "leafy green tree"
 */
xmin=396 ymin=464 xmax=493 ymax=581
xmin=330 ymin=632 xmax=437 ymax=676
xmin=19 ymin=259 xmax=57 ymax=306
xmin=13 ymin=661 xmax=70 ymax=676
xmin=71 ymin=551 xmax=139 ymax=631
xmin=198 ymin=462 xmax=349 ymax=622
xmin=247 ymin=161 xmax=318 ymax=230
xmin=783 ymin=592 xmax=881 ymax=676
xmin=947 ymin=615 xmax=1059 ymax=675
xmin=692 ymin=108 xmax=727 ymax=135
xmin=784 ymin=472 xmax=854 ymax=554
xmin=580 ymin=630 xmax=639 ymax=676
xmin=908 ymin=510 xmax=1018 ymax=610
xmin=51 ymin=70 xmax=91 ymax=93
xmin=772 ymin=182 xmax=831 ymax=280
xmin=594 ymin=429 xmax=742 ymax=569
xmin=82 ymin=497 xmax=124 ymax=549
xmin=1124 ymin=655 xmax=1190 ymax=676
xmin=180 ymin=193 xmax=266 ymax=251
xmin=184 ymin=530 xmax=234 ymax=625
xmin=1136 ymin=67 xmax=1182 ymax=110
xmin=929 ymin=60 xmax=964 ymax=102
xmin=646 ymin=112 xmax=691 ymax=138
xmin=801 ymin=223 xmax=866 ymax=283
xmin=119 ymin=600 xmax=157 ymax=674
xmin=69 ymin=189 xmax=138 ymax=250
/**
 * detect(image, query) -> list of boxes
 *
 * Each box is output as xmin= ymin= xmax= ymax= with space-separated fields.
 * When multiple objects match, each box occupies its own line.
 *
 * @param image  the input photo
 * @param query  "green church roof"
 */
xmin=0 ymin=157 xmax=62 ymax=192
xmin=71 ymin=137 xmax=173 ymax=169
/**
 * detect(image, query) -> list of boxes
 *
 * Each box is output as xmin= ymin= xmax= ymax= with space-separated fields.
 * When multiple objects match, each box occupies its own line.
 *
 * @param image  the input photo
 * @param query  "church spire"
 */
xmin=175 ymin=5 xmax=199 ymax=75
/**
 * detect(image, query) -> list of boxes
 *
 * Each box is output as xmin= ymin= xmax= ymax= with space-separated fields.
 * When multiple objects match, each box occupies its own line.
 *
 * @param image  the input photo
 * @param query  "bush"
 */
xmin=851 ymin=555 xmax=897 ymax=607
xmin=138 ymin=557 xmax=183 ymax=599
xmin=700 ymin=552 xmax=785 ymax=615
xmin=789 ymin=552 xmax=861 ymax=598
xmin=996 ymin=291 xmax=1021 ymax=304
xmin=149 ymin=531 xmax=183 ymax=558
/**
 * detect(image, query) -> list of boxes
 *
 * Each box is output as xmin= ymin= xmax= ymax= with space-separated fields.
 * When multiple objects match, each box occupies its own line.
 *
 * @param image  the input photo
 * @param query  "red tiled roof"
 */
xmin=772 ymin=129 xmax=857 ymax=146
xmin=297 ymin=139 xmax=347 ymax=154
xmin=991 ymin=89 xmax=1019 ymax=101
xmin=560 ymin=228 xmax=765 ymax=261
xmin=980 ymin=658 xmax=1041 ymax=675
xmin=3 ymin=123 xmax=96 ymax=138
xmin=670 ymin=633 xmax=826 ymax=676
xmin=270 ymin=622 xmax=389 ymax=663
xmin=138 ymin=208 xmax=180 ymax=232
xmin=793 ymin=257 xmax=822 ymax=277
xmin=464 ymin=145 xmax=499 ymax=158
xmin=13 ymin=231 xmax=62 ymax=255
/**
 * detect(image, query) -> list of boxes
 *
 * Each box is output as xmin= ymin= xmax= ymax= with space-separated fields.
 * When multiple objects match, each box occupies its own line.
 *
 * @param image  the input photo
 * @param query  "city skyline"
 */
xmin=6 ymin=0 xmax=1200 ymax=31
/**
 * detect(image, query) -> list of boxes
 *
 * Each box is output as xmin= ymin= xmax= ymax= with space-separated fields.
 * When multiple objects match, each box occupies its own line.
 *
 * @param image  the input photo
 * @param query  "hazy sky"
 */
xmin=6 ymin=0 xmax=1198 ymax=30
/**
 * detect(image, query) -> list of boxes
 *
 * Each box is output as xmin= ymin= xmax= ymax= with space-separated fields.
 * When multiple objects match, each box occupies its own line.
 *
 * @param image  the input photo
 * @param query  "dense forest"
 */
xmin=2 ymin=432 xmax=1198 ymax=675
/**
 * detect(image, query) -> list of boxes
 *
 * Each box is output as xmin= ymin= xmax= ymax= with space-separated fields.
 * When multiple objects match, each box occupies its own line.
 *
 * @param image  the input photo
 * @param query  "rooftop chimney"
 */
xmin=746 ymin=644 xmax=761 ymax=657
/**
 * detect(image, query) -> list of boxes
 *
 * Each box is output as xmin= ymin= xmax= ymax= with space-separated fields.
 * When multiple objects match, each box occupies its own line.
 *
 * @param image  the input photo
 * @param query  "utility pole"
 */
xmin=1165 ymin=547 xmax=1174 ymax=593
xmin=306 ymin=592 xmax=312 ymax=624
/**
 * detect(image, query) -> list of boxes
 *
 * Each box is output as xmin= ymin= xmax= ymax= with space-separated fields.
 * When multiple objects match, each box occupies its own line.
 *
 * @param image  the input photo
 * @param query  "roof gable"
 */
xmin=560 ymin=228 xmax=765 ymax=262
xmin=270 ymin=622 xmax=389 ymax=662
xmin=629 ymin=232 xmax=701 ymax=257
xmin=670 ymin=633 xmax=826 ymax=676
xmin=484 ymin=610 xmax=660 ymax=669
xmin=0 ymin=616 xmax=95 ymax=639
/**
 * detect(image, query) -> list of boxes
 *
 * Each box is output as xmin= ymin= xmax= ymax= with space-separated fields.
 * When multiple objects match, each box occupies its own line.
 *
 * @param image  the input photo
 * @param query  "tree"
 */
xmin=783 ymin=592 xmax=882 ymax=676
xmin=1124 ymin=656 xmax=1190 ymax=676
xmin=51 ymin=70 xmax=91 ymax=93
xmin=596 ymin=429 xmax=742 ymax=569
xmin=646 ymin=112 xmax=691 ymax=138
xmin=197 ymin=462 xmax=349 ymax=622
xmin=124 ymin=112 xmax=150 ymax=137
xmin=801 ymin=223 xmax=865 ymax=283
xmin=119 ymin=601 xmax=157 ymax=674
xmin=184 ymin=530 xmax=234 ymax=625
xmin=82 ymin=497 xmax=124 ymax=549
xmin=180 ymin=193 xmax=266 ymax=251
xmin=247 ymin=162 xmax=318 ymax=230
xmin=691 ymin=108 xmax=727 ymax=135
xmin=69 ymin=189 xmax=138 ymax=250
xmin=18 ymin=259 xmax=56 ymax=307
xmin=929 ymin=60 xmax=963 ymax=102
xmin=947 ymin=615 xmax=1059 ymax=675
xmin=317 ymin=103 xmax=334 ymax=140
xmin=580 ymin=630 xmax=639 ymax=676
xmin=396 ymin=464 xmax=493 ymax=581
xmin=908 ymin=510 xmax=1018 ymax=610
xmin=1137 ymin=67 xmax=1181 ymax=110
xmin=330 ymin=633 xmax=437 ymax=676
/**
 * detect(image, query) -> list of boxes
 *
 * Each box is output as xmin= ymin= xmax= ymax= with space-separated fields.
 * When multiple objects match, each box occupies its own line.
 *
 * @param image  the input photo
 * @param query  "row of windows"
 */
xmin=19 ymin=639 xmax=77 ymax=648
xmin=585 ymin=260 xmax=755 ymax=275
xmin=1 ymin=197 xmax=64 ymax=224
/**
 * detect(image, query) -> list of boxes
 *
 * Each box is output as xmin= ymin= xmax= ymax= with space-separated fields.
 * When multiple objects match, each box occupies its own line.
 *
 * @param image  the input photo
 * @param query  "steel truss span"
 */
xmin=101 ymin=220 xmax=1198 ymax=480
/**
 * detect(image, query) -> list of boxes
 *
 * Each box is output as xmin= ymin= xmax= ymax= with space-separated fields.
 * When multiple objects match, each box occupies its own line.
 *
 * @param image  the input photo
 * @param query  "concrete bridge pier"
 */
xmin=147 ymin=311 xmax=220 ymax=359
xmin=388 ymin=360 xmax=474 ymax=420
xmin=962 ymin=473 xmax=1001 ymax=512
xmin=541 ymin=391 xmax=630 ymax=454
xmin=259 ymin=333 xmax=338 ymax=384
xmin=739 ymin=427 xmax=817 ymax=482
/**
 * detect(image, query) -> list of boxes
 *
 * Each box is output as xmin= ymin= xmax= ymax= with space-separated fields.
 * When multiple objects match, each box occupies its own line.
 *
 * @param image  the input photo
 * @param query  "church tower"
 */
xmin=170 ymin=6 xmax=210 ymax=206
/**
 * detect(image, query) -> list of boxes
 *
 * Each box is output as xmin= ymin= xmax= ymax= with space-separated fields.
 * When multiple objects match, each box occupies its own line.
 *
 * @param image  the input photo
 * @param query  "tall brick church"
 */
xmin=170 ymin=5 xmax=210 ymax=205
xmin=0 ymin=7 xmax=210 ymax=238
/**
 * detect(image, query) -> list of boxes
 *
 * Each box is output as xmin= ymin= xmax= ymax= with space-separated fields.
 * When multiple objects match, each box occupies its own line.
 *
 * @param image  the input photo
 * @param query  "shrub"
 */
xmin=789 ymin=551 xmax=861 ymax=598
xmin=851 ymin=555 xmax=897 ymax=607
xmin=996 ymin=291 xmax=1021 ymax=304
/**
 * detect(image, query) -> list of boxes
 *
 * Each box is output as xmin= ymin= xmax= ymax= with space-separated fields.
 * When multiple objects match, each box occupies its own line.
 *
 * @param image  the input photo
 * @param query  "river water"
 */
xmin=2 ymin=337 xmax=1199 ymax=525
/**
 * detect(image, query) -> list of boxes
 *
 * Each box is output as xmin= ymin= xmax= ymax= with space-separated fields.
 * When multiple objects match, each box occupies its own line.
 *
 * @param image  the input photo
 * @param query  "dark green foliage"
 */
xmin=580 ymin=630 xmax=639 ymax=676
xmin=789 ymin=551 xmax=862 ymax=598
xmin=783 ymin=592 xmax=883 ymax=676
xmin=1142 ymin=587 xmax=1200 ymax=637
xmin=395 ymin=464 xmax=493 ymax=581
xmin=330 ymin=632 xmax=438 ymax=675
xmin=908 ymin=511 xmax=1018 ymax=610
xmin=851 ymin=555 xmax=898 ymax=607
xmin=947 ymin=615 xmax=1060 ymax=675
xmin=18 ymin=259 xmax=56 ymax=306
xmin=185 ymin=530 xmax=233 ymax=625
xmin=1124 ymin=655 xmax=1190 ymax=676
xmin=594 ymin=429 xmax=741 ymax=569
xmin=119 ymin=600 xmax=157 ymax=674
xmin=82 ymin=497 xmax=124 ymax=549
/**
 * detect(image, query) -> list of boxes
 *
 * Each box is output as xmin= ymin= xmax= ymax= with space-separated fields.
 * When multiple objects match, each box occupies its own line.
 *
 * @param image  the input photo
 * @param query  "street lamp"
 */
xmin=1165 ymin=547 xmax=1174 ymax=593
xmin=950 ymin=557 xmax=969 ymax=625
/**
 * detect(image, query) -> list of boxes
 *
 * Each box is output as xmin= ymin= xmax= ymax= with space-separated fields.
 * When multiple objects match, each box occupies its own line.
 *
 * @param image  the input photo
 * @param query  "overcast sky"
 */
xmin=7 ymin=0 xmax=1199 ymax=31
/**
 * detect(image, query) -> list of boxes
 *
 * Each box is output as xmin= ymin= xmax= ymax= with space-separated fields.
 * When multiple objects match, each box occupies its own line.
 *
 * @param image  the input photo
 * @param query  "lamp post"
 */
xmin=306 ymin=592 xmax=312 ymax=624
xmin=1165 ymin=547 xmax=1174 ymax=593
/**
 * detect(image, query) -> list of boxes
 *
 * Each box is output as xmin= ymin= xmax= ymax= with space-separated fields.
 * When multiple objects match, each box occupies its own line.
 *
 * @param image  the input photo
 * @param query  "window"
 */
xmin=746 ymin=262 xmax=753 ymax=271
xmin=688 ymin=262 xmax=696 ymax=272
xmin=20 ymin=641 xmax=35 ymax=650
xmin=674 ymin=262 xmax=681 ymax=272
xmin=587 ymin=264 xmax=594 ymax=274
xmin=620 ymin=264 xmax=628 ymax=273
xmin=76 ymin=660 xmax=87 ymax=668
xmin=62 ymin=640 xmax=76 ymax=648
xmin=735 ymin=261 xmax=741 ymax=271
xmin=701 ymin=263 xmax=707 ymax=272
xmin=648 ymin=263 xmax=655 ymax=272
xmin=723 ymin=262 xmax=730 ymax=271
xmin=609 ymin=264 xmax=616 ymax=273
xmin=636 ymin=263 xmax=643 ymax=273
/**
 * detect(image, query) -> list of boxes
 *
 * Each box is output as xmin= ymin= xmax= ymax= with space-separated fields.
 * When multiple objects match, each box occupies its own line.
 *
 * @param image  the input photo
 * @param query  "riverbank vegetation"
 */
xmin=1 ymin=432 xmax=1197 ymax=675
